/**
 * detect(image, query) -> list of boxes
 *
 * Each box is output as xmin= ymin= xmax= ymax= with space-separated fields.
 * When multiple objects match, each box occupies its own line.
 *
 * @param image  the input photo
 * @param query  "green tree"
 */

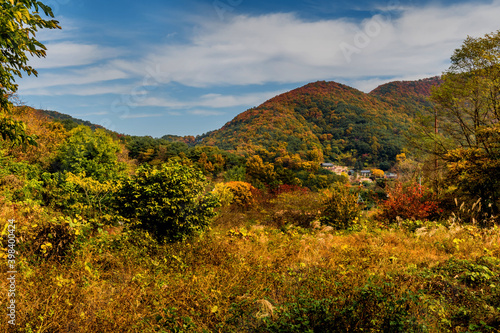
xmin=246 ymin=154 xmax=278 ymax=189
xmin=1 ymin=0 xmax=60 ymax=145
xmin=321 ymin=184 xmax=362 ymax=230
xmin=115 ymin=162 xmax=219 ymax=243
xmin=54 ymin=126 xmax=127 ymax=182
xmin=429 ymin=30 xmax=500 ymax=214
xmin=224 ymin=165 xmax=246 ymax=182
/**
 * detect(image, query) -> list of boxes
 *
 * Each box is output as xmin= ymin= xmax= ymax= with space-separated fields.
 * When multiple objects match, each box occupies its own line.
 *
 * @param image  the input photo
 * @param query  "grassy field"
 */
xmin=1 ymin=195 xmax=500 ymax=332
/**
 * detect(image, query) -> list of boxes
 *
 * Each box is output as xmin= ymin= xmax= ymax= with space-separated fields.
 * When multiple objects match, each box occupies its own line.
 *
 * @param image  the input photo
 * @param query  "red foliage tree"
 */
xmin=379 ymin=182 xmax=438 ymax=223
xmin=271 ymin=184 xmax=309 ymax=196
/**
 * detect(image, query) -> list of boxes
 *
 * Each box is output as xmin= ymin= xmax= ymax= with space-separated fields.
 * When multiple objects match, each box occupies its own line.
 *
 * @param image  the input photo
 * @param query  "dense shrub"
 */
xmin=225 ymin=181 xmax=256 ymax=208
xmin=115 ymin=162 xmax=220 ymax=243
xmin=212 ymin=182 xmax=235 ymax=207
xmin=0 ymin=201 xmax=86 ymax=262
xmin=320 ymin=185 xmax=362 ymax=230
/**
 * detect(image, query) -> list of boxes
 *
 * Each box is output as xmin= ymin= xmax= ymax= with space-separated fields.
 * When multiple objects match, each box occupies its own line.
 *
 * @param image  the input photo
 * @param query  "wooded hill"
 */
xmin=199 ymin=77 xmax=441 ymax=169
xmin=35 ymin=76 xmax=441 ymax=172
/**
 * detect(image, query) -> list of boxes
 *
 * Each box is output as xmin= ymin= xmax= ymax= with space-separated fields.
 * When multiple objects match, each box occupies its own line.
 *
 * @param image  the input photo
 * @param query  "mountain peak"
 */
xmin=370 ymin=76 xmax=442 ymax=99
xmin=264 ymin=80 xmax=364 ymax=106
xmin=200 ymin=77 xmax=438 ymax=169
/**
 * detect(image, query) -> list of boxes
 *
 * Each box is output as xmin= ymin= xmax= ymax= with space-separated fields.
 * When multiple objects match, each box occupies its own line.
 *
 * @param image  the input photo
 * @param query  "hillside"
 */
xmin=369 ymin=76 xmax=441 ymax=116
xmin=20 ymin=77 xmax=441 ymax=171
xmin=41 ymin=110 xmax=106 ymax=131
xmin=199 ymin=78 xmax=440 ymax=169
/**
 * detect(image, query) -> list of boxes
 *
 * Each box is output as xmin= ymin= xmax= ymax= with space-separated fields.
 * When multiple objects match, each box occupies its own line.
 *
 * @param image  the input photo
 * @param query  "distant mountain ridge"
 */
xmin=370 ymin=76 xmax=441 ymax=99
xmin=30 ymin=77 xmax=442 ymax=170
xmin=369 ymin=76 xmax=441 ymax=116
xmin=41 ymin=110 xmax=106 ymax=131
xmin=199 ymin=77 xmax=441 ymax=168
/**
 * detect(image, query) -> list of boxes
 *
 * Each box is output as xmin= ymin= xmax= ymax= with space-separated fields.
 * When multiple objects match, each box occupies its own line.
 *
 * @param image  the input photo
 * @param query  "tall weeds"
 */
xmin=1 ymin=196 xmax=500 ymax=332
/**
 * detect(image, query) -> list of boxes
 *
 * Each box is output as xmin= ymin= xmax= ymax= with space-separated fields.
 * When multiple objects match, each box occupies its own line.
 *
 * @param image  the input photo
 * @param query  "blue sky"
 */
xmin=16 ymin=0 xmax=500 ymax=137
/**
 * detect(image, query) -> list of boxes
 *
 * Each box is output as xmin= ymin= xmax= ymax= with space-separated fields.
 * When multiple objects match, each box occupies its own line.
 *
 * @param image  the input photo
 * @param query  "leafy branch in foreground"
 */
xmin=0 ymin=0 xmax=60 ymax=145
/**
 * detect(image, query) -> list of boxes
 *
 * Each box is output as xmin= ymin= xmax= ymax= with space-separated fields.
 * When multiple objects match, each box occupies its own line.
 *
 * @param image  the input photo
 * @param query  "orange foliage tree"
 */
xmin=225 ymin=181 xmax=256 ymax=208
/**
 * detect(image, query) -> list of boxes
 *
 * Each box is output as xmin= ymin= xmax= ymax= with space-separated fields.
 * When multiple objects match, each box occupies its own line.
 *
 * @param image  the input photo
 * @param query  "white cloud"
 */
xmin=21 ymin=82 xmax=138 ymax=96
xmin=124 ymin=0 xmax=500 ymax=89
xmin=32 ymin=16 xmax=78 ymax=42
xmin=188 ymin=109 xmax=226 ymax=116
xmin=197 ymin=91 xmax=285 ymax=108
xmin=19 ymin=65 xmax=129 ymax=92
xmin=127 ymin=90 xmax=285 ymax=109
xmin=29 ymin=42 xmax=120 ymax=69
xmin=120 ymin=113 xmax=164 ymax=119
xmin=18 ymin=0 xmax=500 ymax=103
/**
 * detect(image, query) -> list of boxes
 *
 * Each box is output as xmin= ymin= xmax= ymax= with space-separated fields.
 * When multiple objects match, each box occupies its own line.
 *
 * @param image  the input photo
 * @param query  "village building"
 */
xmin=320 ymin=163 xmax=349 ymax=176
xmin=360 ymin=170 xmax=371 ymax=177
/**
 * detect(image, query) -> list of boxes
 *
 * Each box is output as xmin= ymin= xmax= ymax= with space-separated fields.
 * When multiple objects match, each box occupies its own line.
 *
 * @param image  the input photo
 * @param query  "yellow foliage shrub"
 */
xmin=225 ymin=181 xmax=256 ymax=208
xmin=212 ymin=183 xmax=235 ymax=207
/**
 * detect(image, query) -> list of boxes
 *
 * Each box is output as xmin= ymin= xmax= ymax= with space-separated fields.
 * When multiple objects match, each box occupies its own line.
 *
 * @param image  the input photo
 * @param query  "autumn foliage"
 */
xmin=379 ymin=182 xmax=438 ymax=223
xmin=321 ymin=184 xmax=362 ymax=230
xmin=225 ymin=181 xmax=256 ymax=208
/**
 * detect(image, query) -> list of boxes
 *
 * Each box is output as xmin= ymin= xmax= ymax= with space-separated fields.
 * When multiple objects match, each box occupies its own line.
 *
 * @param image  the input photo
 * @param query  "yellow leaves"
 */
xmin=84 ymin=263 xmax=94 ymax=277
xmin=300 ymin=161 xmax=319 ymax=172
xmin=212 ymin=183 xmax=235 ymax=207
xmin=8 ymin=5 xmax=31 ymax=24
xmin=370 ymin=168 xmax=385 ymax=178
xmin=227 ymin=227 xmax=255 ymax=241
xmin=453 ymin=238 xmax=466 ymax=251
xmin=55 ymin=274 xmax=75 ymax=287
xmin=66 ymin=172 xmax=115 ymax=193
xmin=224 ymin=181 xmax=256 ymax=207
xmin=40 ymin=242 xmax=52 ymax=254
xmin=0 ymin=247 xmax=8 ymax=260
xmin=0 ymin=222 xmax=9 ymax=237
xmin=6 ymin=20 xmax=16 ymax=32
xmin=246 ymin=155 xmax=277 ymax=184
xmin=65 ymin=172 xmax=117 ymax=218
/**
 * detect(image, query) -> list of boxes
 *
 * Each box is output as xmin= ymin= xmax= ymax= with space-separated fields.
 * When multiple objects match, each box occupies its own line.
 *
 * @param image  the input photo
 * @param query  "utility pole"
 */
xmin=435 ymin=108 xmax=438 ymax=171
xmin=434 ymin=108 xmax=439 ymax=195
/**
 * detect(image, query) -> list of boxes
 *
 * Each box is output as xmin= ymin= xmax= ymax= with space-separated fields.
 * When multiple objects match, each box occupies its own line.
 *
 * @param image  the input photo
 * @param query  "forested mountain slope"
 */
xmin=199 ymin=77 xmax=441 ymax=168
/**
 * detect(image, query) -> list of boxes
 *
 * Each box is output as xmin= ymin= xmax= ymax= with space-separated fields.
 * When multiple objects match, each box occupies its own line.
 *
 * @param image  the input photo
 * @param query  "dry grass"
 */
xmin=1 ymin=197 xmax=500 ymax=332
